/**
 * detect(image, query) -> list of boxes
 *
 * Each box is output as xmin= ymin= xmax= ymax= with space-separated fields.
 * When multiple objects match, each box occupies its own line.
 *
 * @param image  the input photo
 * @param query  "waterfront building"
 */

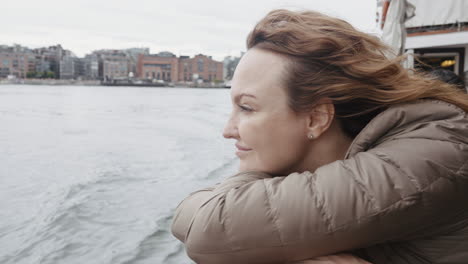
xmin=1 ymin=43 xmax=224 ymax=84
xmin=59 ymin=50 xmax=76 ymax=79
xmin=32 ymin=45 xmax=68 ymax=78
xmin=177 ymin=54 xmax=223 ymax=83
xmin=81 ymin=48 xmax=148 ymax=81
xmin=0 ymin=45 xmax=36 ymax=78
xmin=83 ymin=54 xmax=99 ymax=80
xmin=138 ymin=52 xmax=223 ymax=83
xmin=179 ymin=55 xmax=192 ymax=81
xmin=102 ymin=59 xmax=129 ymax=80
xmin=137 ymin=51 xmax=179 ymax=82
xmin=73 ymin=58 xmax=86 ymax=79
xmin=92 ymin=49 xmax=131 ymax=81
xmin=35 ymin=57 xmax=51 ymax=75
xmin=125 ymin=47 xmax=150 ymax=76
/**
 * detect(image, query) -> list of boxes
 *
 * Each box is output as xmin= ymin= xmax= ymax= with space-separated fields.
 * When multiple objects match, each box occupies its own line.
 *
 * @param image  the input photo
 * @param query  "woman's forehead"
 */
xmin=231 ymin=49 xmax=288 ymax=100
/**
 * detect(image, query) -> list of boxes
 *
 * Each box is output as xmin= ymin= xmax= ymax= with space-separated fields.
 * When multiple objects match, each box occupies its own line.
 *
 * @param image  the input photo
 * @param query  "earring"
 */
xmin=308 ymin=134 xmax=314 ymax=139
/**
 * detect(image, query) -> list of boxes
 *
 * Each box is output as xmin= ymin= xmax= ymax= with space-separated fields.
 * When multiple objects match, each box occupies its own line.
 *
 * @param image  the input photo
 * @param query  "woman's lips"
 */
xmin=235 ymin=143 xmax=252 ymax=157
xmin=235 ymin=143 xmax=252 ymax=151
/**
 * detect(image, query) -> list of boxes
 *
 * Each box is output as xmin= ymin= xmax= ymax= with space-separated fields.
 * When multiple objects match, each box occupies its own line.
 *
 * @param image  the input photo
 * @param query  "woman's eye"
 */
xmin=238 ymin=104 xmax=253 ymax=112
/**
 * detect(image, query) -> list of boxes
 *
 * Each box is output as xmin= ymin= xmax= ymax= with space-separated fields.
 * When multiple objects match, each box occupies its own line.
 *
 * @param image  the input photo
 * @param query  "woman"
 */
xmin=171 ymin=9 xmax=468 ymax=264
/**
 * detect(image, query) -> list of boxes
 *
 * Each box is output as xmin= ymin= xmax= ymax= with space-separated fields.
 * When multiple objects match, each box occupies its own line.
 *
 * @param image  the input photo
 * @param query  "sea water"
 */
xmin=0 ymin=85 xmax=238 ymax=264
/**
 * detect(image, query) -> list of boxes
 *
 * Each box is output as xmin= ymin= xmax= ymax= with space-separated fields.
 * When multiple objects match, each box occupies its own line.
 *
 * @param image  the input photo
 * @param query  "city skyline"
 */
xmin=0 ymin=44 xmax=230 ymax=83
xmin=1 ymin=0 xmax=378 ymax=61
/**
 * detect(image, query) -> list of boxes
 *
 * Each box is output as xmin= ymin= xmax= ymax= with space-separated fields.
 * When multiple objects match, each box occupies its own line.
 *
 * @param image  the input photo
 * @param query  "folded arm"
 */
xmin=172 ymin=144 xmax=468 ymax=264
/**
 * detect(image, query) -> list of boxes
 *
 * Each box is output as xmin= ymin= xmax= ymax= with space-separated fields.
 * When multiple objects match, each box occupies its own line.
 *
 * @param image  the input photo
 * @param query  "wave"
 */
xmin=201 ymin=157 xmax=238 ymax=181
xmin=3 ymin=167 xmax=146 ymax=264
xmin=162 ymin=243 xmax=186 ymax=263
xmin=113 ymin=212 xmax=190 ymax=264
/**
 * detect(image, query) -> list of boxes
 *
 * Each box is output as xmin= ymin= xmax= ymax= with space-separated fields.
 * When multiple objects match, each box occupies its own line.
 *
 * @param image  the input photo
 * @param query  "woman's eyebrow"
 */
xmin=234 ymin=93 xmax=257 ymax=102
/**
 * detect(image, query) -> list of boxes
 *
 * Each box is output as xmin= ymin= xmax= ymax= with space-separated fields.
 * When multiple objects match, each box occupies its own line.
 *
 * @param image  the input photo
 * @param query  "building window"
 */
xmin=167 ymin=72 xmax=171 ymax=80
xmin=197 ymin=59 xmax=204 ymax=72
xmin=2 ymin=60 xmax=9 ymax=66
xmin=162 ymin=72 xmax=166 ymax=80
xmin=157 ymin=72 xmax=160 ymax=80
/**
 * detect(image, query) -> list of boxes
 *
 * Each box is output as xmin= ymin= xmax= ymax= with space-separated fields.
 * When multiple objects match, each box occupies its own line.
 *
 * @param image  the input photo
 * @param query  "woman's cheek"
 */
xmin=239 ymin=116 xmax=262 ymax=143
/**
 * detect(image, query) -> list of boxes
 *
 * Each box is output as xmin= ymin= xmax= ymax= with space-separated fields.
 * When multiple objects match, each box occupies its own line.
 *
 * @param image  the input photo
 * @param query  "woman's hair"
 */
xmin=430 ymin=68 xmax=466 ymax=92
xmin=246 ymin=9 xmax=468 ymax=138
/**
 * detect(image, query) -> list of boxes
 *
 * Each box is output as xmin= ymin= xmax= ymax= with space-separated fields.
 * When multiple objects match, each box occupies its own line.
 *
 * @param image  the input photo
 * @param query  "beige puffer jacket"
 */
xmin=171 ymin=100 xmax=468 ymax=264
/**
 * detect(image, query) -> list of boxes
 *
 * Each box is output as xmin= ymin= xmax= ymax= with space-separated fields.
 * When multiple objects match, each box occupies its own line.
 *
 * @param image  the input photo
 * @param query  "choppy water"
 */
xmin=0 ymin=85 xmax=238 ymax=264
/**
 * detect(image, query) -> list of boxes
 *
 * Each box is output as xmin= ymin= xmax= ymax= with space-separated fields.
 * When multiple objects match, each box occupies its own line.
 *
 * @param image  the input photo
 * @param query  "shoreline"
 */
xmin=0 ymin=79 xmax=230 ymax=89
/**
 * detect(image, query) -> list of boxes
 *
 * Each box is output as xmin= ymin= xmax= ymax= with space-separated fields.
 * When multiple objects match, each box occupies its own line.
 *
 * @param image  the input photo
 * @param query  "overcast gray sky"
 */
xmin=1 ymin=0 xmax=377 ymax=61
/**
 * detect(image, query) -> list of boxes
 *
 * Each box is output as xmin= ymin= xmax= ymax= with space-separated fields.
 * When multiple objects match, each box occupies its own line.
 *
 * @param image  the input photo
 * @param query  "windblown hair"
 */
xmin=247 ymin=9 xmax=468 ymax=138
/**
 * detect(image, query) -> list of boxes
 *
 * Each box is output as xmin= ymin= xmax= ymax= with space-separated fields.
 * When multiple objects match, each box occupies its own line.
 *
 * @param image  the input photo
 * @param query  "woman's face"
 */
xmin=223 ymin=48 xmax=310 ymax=175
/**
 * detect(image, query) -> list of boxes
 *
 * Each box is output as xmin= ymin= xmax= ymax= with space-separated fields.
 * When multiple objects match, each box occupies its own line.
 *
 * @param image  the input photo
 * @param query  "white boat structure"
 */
xmin=378 ymin=0 xmax=468 ymax=89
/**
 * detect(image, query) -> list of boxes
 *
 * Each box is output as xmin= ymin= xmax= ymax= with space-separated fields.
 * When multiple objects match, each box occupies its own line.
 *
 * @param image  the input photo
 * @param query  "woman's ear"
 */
xmin=306 ymin=98 xmax=335 ymax=139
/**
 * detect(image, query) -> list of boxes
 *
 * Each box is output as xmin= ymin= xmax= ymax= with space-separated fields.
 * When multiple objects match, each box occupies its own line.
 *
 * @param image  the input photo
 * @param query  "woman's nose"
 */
xmin=222 ymin=115 xmax=238 ymax=139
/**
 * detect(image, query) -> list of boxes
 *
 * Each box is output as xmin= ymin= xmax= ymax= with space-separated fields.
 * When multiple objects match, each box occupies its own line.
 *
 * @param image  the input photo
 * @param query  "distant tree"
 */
xmin=46 ymin=71 xmax=55 ymax=79
xmin=26 ymin=72 xmax=36 ymax=78
xmin=225 ymin=57 xmax=241 ymax=80
xmin=40 ymin=71 xmax=55 ymax=79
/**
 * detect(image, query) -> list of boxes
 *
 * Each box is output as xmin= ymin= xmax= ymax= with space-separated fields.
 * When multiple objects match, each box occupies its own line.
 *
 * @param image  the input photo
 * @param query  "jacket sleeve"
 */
xmin=171 ymin=141 xmax=468 ymax=264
